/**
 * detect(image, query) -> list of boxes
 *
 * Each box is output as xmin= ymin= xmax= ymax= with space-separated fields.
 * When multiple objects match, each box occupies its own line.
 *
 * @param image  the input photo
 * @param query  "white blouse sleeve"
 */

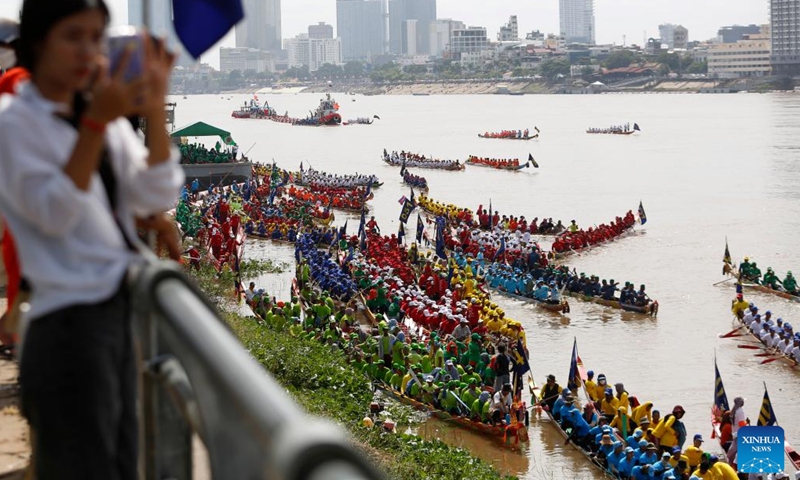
xmin=0 ymin=115 xmax=92 ymax=237
xmin=110 ymin=119 xmax=185 ymax=216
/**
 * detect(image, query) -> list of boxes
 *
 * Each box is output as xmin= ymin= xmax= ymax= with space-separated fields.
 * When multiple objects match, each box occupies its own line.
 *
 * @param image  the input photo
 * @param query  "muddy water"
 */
xmin=178 ymin=91 xmax=800 ymax=478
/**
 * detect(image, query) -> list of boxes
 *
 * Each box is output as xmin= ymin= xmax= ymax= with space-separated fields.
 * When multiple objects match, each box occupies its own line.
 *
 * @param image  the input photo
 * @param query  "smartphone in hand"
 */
xmin=107 ymin=25 xmax=145 ymax=82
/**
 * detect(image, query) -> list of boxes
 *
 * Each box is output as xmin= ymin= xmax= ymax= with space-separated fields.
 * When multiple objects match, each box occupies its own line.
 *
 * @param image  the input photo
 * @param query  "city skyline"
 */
xmin=0 ymin=0 xmax=767 ymax=68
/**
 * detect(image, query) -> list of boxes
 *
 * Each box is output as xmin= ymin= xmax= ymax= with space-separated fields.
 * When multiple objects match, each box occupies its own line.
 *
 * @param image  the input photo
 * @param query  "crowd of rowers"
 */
xmin=295 ymin=166 xmax=379 ymax=189
xmin=401 ymin=169 xmax=428 ymax=189
xmin=467 ymin=155 xmax=525 ymax=169
xmin=286 ymin=184 xmax=370 ymax=212
xmin=587 ymin=124 xmax=635 ymax=134
xmin=453 ymin=246 xmax=653 ymax=308
xmin=732 ymin=294 xmax=800 ymax=362
xmin=551 ymin=213 xmax=637 ymax=255
xmin=417 ymin=194 xmax=566 ymax=236
xmin=287 ymin=231 xmax=534 ymax=427
xmin=481 ymin=129 xmax=532 ymax=139
xmin=383 ymin=150 xmax=463 ymax=170
xmin=737 ymin=257 xmax=798 ymax=294
xmin=178 ymin=142 xmax=239 ymax=165
xmin=537 ymin=373 xmax=745 ymax=480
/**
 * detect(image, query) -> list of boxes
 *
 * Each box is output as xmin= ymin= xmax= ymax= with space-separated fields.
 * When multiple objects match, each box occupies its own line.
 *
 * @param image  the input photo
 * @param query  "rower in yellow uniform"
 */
xmin=731 ymin=292 xmax=749 ymax=319
xmin=584 ymin=371 xmax=598 ymax=401
xmin=600 ymin=388 xmax=620 ymax=420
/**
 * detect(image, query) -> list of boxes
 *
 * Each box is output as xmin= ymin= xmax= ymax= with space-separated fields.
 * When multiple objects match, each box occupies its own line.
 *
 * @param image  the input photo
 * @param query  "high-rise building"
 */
xmin=673 ymin=26 xmax=689 ymax=49
xmin=402 ymin=20 xmax=418 ymax=55
xmin=498 ymin=15 xmax=519 ymax=42
xmin=658 ymin=24 xmax=676 ymax=49
xmin=388 ymin=0 xmax=437 ymax=55
xmin=285 ymin=34 xmax=343 ymax=72
xmin=717 ymin=24 xmax=761 ymax=44
xmin=128 ymin=0 xmax=192 ymax=65
xmin=309 ymin=22 xmax=334 ymax=40
xmin=219 ymin=47 xmax=275 ymax=73
xmin=449 ymin=26 xmax=489 ymax=56
xmin=236 ymin=0 xmax=282 ymax=52
xmin=429 ymin=19 xmax=464 ymax=57
xmin=659 ymin=24 xmax=688 ymax=49
xmin=336 ymin=0 xmax=386 ymax=61
xmin=708 ymin=25 xmax=771 ymax=78
xmin=771 ymin=0 xmax=800 ymax=75
xmin=559 ymin=0 xmax=595 ymax=45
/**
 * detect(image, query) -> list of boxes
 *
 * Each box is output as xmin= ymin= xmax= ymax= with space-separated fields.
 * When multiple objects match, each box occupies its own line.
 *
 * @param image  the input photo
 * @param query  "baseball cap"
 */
xmin=694 ymin=434 xmax=704 ymax=442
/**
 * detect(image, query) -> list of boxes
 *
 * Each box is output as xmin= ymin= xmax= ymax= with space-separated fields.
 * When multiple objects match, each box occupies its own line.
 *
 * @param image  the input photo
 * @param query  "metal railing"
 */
xmin=129 ymin=259 xmax=383 ymax=480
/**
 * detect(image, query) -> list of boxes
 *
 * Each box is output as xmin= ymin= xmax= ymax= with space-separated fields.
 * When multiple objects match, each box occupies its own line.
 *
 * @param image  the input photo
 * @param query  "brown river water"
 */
xmin=173 ymin=91 xmax=800 ymax=479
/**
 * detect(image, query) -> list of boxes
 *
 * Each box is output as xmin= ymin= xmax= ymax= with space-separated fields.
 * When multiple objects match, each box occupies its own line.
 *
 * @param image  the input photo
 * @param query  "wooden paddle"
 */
xmin=720 ymin=326 xmax=743 ymax=338
xmin=737 ymin=345 xmax=762 ymax=350
xmin=761 ymin=357 xmax=781 ymax=365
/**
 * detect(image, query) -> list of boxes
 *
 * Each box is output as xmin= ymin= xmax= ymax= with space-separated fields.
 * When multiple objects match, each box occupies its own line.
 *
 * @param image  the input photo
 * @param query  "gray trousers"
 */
xmin=20 ymin=284 xmax=136 ymax=480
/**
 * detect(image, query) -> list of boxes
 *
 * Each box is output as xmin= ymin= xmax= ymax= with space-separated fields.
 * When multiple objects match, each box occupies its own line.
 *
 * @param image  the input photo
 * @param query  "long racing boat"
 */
xmin=563 ymin=291 xmax=658 ymax=316
xmin=465 ymin=156 xmax=531 ymax=171
xmin=488 ymin=286 xmax=570 ymax=314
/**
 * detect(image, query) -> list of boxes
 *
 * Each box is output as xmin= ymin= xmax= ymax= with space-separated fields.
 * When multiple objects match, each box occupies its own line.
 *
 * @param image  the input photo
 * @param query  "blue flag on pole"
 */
xmin=173 ymin=0 xmax=244 ymax=59
xmin=638 ymin=201 xmax=647 ymax=225
xmin=416 ymin=214 xmax=424 ymax=243
xmin=567 ymin=338 xmax=581 ymax=391
xmin=435 ymin=216 xmax=447 ymax=259
xmin=714 ymin=359 xmax=730 ymax=411
xmin=493 ymin=237 xmax=506 ymax=262
xmin=358 ymin=208 xmax=366 ymax=237
xmin=488 ymin=200 xmax=493 ymax=229
xmin=513 ymin=340 xmax=531 ymax=377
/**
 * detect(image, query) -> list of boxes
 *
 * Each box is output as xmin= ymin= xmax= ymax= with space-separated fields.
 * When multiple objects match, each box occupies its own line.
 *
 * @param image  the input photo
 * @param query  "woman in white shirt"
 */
xmin=0 ymin=0 xmax=183 ymax=478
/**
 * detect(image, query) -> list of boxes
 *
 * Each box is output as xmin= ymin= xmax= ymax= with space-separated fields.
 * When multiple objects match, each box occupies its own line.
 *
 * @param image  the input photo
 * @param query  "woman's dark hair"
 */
xmin=18 ymin=0 xmax=109 ymax=72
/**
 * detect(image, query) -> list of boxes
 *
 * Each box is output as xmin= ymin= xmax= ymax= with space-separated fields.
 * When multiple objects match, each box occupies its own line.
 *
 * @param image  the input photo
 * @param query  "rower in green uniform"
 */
xmin=739 ymin=257 xmax=752 ymax=279
xmin=762 ymin=267 xmax=781 ymax=290
xmin=784 ymin=271 xmax=797 ymax=294
xmin=749 ymin=262 xmax=762 ymax=284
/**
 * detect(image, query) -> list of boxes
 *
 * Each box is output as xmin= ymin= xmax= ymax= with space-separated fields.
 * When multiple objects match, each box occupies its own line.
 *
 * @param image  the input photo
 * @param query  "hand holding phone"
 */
xmin=107 ymin=25 xmax=145 ymax=83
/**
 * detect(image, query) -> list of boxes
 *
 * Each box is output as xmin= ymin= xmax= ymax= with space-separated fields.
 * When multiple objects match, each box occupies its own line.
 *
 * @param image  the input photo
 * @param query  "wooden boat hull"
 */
xmin=586 ymin=131 xmax=635 ymax=135
xmin=465 ymin=160 xmax=528 ymax=171
xmin=563 ymin=291 xmax=658 ymax=316
xmin=382 ymin=156 xmax=465 ymax=171
xmin=379 ymin=385 xmax=528 ymax=446
xmin=489 ymin=287 xmax=570 ymax=313
xmin=740 ymin=282 xmax=800 ymax=303
xmin=478 ymin=134 xmax=538 ymax=140
xmin=550 ymin=226 xmax=638 ymax=260
xmin=530 ymin=379 xmax=618 ymax=479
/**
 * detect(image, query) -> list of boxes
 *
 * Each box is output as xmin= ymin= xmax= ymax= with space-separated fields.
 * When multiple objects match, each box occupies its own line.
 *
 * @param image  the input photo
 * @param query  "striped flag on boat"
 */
xmin=757 ymin=383 xmax=777 ymax=427
xmin=715 ymin=358 xmax=730 ymax=411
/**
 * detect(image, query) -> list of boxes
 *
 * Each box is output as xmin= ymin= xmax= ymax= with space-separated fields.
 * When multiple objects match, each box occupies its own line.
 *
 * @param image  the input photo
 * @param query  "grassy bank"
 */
xmin=226 ymin=313 xmax=514 ymax=480
xmin=185 ymin=264 xmax=514 ymax=479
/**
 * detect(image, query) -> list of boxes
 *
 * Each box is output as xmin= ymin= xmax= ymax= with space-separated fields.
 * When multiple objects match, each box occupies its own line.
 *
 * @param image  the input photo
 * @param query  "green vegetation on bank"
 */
xmin=185 ymin=263 xmax=514 ymax=479
xmin=226 ymin=312 xmax=514 ymax=480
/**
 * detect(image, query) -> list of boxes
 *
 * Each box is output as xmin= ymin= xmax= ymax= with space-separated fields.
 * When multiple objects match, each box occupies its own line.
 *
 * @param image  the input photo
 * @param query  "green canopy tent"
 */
xmin=171 ymin=121 xmax=236 ymax=146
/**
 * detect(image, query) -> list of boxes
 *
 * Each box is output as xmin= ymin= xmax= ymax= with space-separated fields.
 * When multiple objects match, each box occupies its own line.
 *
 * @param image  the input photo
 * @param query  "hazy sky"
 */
xmin=0 ymin=0 xmax=767 ymax=67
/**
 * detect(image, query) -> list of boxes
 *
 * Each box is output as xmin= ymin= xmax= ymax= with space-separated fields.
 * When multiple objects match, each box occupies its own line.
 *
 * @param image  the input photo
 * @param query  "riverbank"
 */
xmin=185 ymin=261 xmax=515 ymax=480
